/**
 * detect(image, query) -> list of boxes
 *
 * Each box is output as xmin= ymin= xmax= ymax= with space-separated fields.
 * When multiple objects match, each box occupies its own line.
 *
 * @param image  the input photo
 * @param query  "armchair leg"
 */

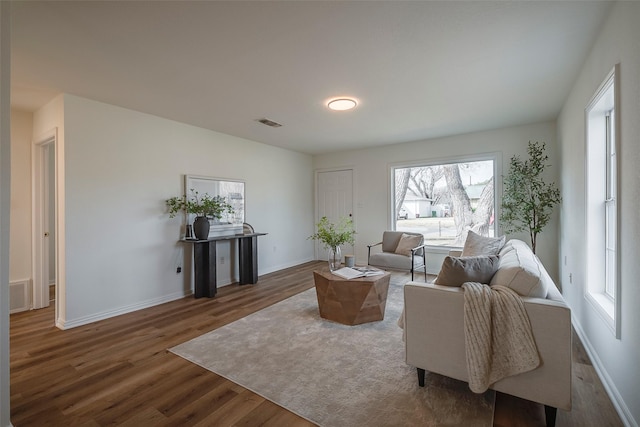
xmin=417 ymin=368 xmax=425 ymax=387
xmin=544 ymin=405 xmax=557 ymax=427
xmin=411 ymin=252 xmax=418 ymax=281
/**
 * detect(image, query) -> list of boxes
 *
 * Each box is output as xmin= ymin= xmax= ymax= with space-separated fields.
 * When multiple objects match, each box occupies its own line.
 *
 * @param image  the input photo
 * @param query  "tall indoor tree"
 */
xmin=501 ymin=141 xmax=561 ymax=253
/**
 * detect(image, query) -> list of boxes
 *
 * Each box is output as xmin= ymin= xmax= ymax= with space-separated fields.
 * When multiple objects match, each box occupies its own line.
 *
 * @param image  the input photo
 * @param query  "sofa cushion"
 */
xmin=461 ymin=231 xmax=506 ymax=257
xmin=369 ymin=252 xmax=424 ymax=270
xmin=434 ymin=255 xmax=500 ymax=287
xmin=490 ymin=239 xmax=549 ymax=298
xmin=394 ymin=233 xmax=423 ymax=256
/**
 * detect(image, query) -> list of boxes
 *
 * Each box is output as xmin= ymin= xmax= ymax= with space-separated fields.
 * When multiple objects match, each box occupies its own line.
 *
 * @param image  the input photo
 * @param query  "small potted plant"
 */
xmin=166 ymin=189 xmax=234 ymax=239
xmin=308 ymin=216 xmax=356 ymax=270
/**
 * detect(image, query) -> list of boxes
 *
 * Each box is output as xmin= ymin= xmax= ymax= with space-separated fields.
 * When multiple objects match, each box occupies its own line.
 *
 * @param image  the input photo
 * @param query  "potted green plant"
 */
xmin=500 ymin=141 xmax=561 ymax=253
xmin=308 ymin=216 xmax=356 ymax=270
xmin=166 ymin=189 xmax=234 ymax=239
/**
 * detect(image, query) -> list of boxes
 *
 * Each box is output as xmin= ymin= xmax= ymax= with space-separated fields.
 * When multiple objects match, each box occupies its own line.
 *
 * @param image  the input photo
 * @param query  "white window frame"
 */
xmin=389 ymin=152 xmax=501 ymax=249
xmin=585 ymin=64 xmax=621 ymax=338
xmin=604 ymin=109 xmax=616 ymax=299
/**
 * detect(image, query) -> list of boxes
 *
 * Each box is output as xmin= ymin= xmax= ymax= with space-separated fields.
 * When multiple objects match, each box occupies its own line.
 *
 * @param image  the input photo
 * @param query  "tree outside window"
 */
xmin=393 ymin=159 xmax=496 ymax=246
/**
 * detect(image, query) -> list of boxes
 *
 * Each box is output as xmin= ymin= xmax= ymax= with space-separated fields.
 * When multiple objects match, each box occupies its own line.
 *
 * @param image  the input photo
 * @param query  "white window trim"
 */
xmin=584 ymin=63 xmax=621 ymax=338
xmin=389 ymin=152 xmax=502 ymax=248
xmin=604 ymin=108 xmax=616 ymax=299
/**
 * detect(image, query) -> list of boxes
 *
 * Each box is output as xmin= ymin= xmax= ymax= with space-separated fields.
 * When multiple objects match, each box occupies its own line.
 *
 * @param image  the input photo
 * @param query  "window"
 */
xmin=605 ymin=109 xmax=616 ymax=299
xmin=585 ymin=64 xmax=620 ymax=337
xmin=392 ymin=156 xmax=498 ymax=247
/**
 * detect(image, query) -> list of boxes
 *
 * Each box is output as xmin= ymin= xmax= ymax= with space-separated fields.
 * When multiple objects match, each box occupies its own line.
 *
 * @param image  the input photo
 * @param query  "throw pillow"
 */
xmin=461 ymin=230 xmax=506 ymax=257
xmin=394 ymin=233 xmax=423 ymax=256
xmin=434 ymin=255 xmax=500 ymax=287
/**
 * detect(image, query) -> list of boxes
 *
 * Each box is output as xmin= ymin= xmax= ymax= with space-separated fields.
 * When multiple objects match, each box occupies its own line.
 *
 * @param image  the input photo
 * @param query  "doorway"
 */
xmin=32 ymin=129 xmax=58 ymax=323
xmin=315 ymin=169 xmax=354 ymax=261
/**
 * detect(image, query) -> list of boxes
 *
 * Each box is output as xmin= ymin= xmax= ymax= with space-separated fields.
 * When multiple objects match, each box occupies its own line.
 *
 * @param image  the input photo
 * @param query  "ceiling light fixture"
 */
xmin=327 ymin=98 xmax=357 ymax=111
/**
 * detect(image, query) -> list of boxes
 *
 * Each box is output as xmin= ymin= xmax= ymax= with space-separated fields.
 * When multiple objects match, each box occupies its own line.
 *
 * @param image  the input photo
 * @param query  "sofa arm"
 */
xmin=403 ymin=281 xmax=572 ymax=411
xmin=404 ymin=282 xmax=467 ymax=378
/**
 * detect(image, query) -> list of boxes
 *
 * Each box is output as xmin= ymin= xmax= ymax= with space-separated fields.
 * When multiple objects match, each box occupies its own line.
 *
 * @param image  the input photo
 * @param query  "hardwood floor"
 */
xmin=10 ymin=261 xmax=623 ymax=426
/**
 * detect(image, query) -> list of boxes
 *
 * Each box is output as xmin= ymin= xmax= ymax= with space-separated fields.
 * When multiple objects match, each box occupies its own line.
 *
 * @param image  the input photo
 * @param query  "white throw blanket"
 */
xmin=461 ymin=281 xmax=540 ymax=393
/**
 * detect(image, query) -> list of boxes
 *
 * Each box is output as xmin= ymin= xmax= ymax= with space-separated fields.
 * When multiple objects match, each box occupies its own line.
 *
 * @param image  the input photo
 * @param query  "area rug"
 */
xmin=170 ymin=274 xmax=495 ymax=426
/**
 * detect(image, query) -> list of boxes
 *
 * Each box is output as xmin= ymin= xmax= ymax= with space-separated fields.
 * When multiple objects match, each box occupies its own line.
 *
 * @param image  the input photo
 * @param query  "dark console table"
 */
xmin=181 ymin=232 xmax=267 ymax=298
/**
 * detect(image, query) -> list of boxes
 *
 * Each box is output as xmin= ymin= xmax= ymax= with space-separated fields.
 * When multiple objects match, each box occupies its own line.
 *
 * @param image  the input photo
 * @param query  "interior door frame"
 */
xmin=32 ymin=127 xmax=64 ymax=326
xmin=314 ymin=167 xmax=356 ymax=261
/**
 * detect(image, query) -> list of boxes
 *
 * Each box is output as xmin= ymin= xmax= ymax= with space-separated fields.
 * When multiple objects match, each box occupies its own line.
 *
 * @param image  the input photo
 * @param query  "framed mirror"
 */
xmin=184 ymin=175 xmax=245 ymax=237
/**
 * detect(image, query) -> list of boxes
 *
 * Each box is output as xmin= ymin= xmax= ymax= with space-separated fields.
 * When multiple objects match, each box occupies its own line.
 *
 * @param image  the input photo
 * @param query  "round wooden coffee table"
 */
xmin=312 ymin=268 xmax=391 ymax=325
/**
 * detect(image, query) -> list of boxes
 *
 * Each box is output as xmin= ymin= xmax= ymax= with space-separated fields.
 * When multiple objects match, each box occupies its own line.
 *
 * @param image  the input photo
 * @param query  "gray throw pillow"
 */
xmin=434 ymin=255 xmax=500 ymax=287
xmin=461 ymin=230 xmax=506 ymax=257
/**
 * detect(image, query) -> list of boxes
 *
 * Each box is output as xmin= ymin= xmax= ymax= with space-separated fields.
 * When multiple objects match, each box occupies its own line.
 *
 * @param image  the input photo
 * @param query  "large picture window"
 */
xmin=392 ymin=157 xmax=497 ymax=247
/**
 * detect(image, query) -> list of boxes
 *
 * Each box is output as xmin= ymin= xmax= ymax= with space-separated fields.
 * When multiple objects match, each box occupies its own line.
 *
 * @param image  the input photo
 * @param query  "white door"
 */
xmin=33 ymin=131 xmax=57 ymax=314
xmin=46 ymin=144 xmax=56 ymax=299
xmin=316 ymin=169 xmax=354 ymax=261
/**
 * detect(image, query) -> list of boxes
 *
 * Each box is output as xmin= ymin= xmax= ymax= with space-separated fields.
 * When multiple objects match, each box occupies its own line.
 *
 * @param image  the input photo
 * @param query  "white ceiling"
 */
xmin=10 ymin=1 xmax=613 ymax=155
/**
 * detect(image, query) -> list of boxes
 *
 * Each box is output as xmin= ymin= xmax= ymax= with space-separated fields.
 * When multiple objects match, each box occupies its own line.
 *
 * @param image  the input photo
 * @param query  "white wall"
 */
xmin=0 ymin=1 xmax=11 ymax=424
xmin=33 ymin=94 xmax=314 ymax=328
xmin=9 ymin=109 xmax=32 ymax=282
xmin=557 ymin=2 xmax=640 ymax=426
xmin=313 ymin=121 xmax=560 ymax=280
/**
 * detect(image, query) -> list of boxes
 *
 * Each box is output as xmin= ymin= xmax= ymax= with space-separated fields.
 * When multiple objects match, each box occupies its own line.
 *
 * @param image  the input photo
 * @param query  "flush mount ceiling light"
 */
xmin=327 ymin=98 xmax=358 ymax=111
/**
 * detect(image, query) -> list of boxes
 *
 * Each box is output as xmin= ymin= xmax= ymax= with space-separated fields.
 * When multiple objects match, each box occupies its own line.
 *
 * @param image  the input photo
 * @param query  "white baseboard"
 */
xmin=55 ymin=258 xmax=316 ymax=329
xmin=261 ymin=257 xmax=315 ymax=276
xmin=202 ymin=257 xmax=316 ymax=289
xmin=57 ymin=290 xmax=192 ymax=330
xmin=571 ymin=315 xmax=637 ymax=427
xmin=9 ymin=279 xmax=31 ymax=314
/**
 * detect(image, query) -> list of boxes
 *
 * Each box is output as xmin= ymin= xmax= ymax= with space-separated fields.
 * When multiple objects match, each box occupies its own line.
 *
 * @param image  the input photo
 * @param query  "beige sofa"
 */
xmin=403 ymin=239 xmax=571 ymax=427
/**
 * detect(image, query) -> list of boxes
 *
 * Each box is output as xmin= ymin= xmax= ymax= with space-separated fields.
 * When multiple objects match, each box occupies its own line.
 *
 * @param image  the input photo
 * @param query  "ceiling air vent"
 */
xmin=257 ymin=118 xmax=282 ymax=128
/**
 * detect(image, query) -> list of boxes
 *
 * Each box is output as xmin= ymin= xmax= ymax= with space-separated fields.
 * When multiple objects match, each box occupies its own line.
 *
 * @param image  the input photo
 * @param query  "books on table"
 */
xmin=353 ymin=266 xmax=385 ymax=276
xmin=331 ymin=266 xmax=385 ymax=280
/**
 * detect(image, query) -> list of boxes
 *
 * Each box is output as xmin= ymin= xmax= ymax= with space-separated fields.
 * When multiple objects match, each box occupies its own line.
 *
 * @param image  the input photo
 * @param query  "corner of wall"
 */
xmin=1 ymin=1 xmax=13 ymax=425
